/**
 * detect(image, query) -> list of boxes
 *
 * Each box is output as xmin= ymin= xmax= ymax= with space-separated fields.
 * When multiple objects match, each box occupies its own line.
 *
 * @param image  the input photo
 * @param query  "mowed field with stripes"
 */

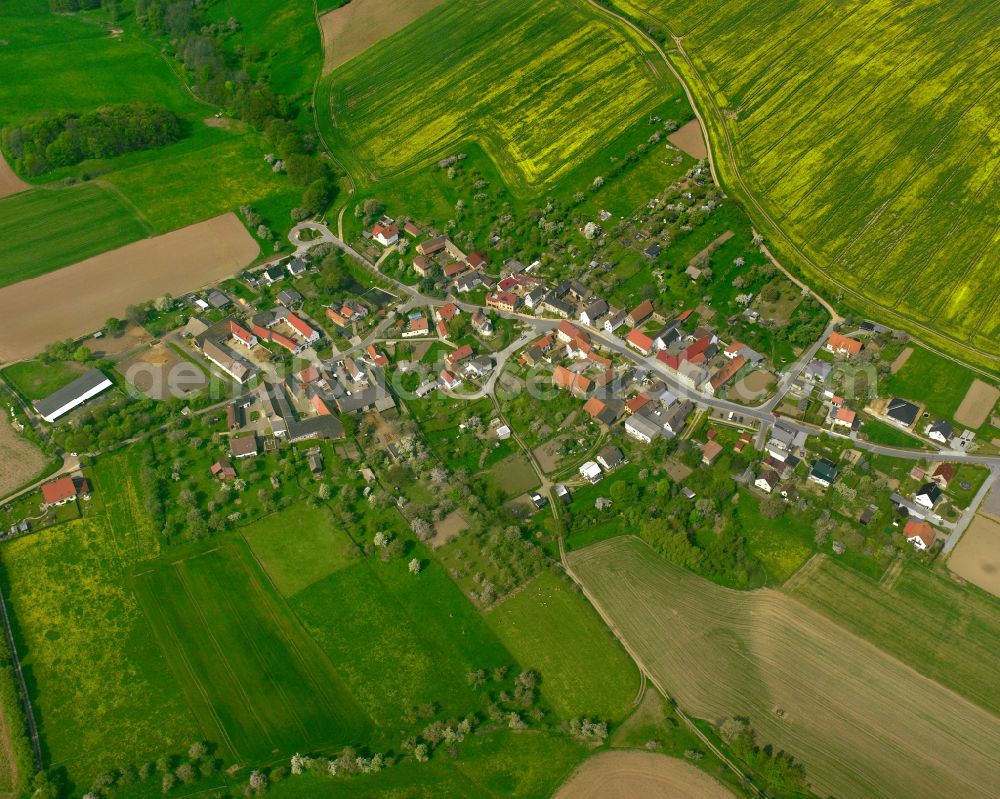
xmin=617 ymin=0 xmax=1000 ymax=356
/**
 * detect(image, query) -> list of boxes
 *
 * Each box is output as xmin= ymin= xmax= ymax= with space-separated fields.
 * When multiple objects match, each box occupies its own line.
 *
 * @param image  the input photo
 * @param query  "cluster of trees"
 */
xmin=4 ymin=102 xmax=182 ymax=176
xmin=718 ymin=717 xmax=808 ymax=794
xmin=132 ymin=0 xmax=335 ymax=217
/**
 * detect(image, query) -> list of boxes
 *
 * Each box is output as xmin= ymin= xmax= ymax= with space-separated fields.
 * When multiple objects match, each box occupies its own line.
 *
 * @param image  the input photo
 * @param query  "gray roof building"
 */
xmin=34 ymin=369 xmax=113 ymax=422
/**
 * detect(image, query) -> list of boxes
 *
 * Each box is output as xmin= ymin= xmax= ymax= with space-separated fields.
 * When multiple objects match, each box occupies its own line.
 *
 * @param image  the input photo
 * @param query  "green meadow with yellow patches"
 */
xmin=613 ymin=0 xmax=1000 ymax=360
xmin=322 ymin=0 xmax=679 ymax=194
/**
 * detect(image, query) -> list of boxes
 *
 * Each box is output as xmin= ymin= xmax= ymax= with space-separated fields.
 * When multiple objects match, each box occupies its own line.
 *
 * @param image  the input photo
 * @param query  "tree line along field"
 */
xmin=322 ymin=0 xmax=679 ymax=195
xmin=0 ymin=444 xmax=641 ymax=794
xmin=568 ymin=537 xmax=1000 ymax=799
xmin=612 ymin=0 xmax=1000 ymax=362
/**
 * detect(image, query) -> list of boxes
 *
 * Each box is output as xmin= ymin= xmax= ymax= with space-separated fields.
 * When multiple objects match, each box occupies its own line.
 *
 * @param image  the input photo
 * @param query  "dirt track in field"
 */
xmin=553 ymin=751 xmax=735 ymax=799
xmin=949 ymin=515 xmax=1000 ymax=598
xmin=0 ymin=153 xmax=28 ymax=200
xmin=569 ymin=537 xmax=1000 ymax=799
xmin=0 ymin=214 xmax=258 ymax=362
xmin=0 ymin=418 xmax=47 ymax=499
xmin=954 ymin=379 xmax=1000 ymax=428
xmin=321 ymin=0 xmax=444 ymax=73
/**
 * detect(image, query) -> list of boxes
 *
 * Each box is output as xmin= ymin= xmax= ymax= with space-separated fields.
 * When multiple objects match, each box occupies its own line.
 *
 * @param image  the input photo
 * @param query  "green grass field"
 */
xmin=322 ymin=0 xmax=677 ymax=194
xmin=0 ymin=184 xmax=150 ymax=287
xmin=883 ymin=345 xmax=977 ymax=420
xmin=784 ymin=555 xmax=1000 ymax=717
xmin=569 ymin=536 xmax=1000 ymax=799
xmin=134 ymin=540 xmax=370 ymax=762
xmin=0 ymin=5 xmax=202 ymax=129
xmin=243 ymin=504 xmax=360 ymax=597
xmin=1 ymin=359 xmax=86 ymax=401
xmin=614 ymin=0 xmax=1000 ymax=361
xmin=291 ymin=539 xmax=516 ymax=730
xmin=484 ymin=571 xmax=639 ymax=720
xmin=859 ymin=415 xmax=925 ymax=448
xmin=0 ymin=451 xmax=196 ymax=790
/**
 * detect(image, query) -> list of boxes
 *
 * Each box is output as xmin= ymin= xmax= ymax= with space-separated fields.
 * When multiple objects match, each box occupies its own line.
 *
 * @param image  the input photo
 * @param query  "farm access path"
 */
xmin=583 ymin=0 xmax=998 ymax=379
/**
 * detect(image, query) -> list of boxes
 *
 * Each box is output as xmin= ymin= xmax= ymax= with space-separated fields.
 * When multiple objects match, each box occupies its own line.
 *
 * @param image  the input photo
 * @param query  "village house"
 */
xmin=210 ymin=460 xmax=237 ymax=480
xmin=886 ymin=397 xmax=920 ymax=428
xmin=626 ymin=329 xmax=654 ymax=356
xmin=261 ymin=265 xmax=285 ymax=285
xmin=413 ymin=255 xmax=433 ymax=278
xmin=580 ymin=461 xmax=602 ymax=483
xmin=809 ymin=458 xmax=838 ymax=488
xmin=825 ymin=331 xmax=863 ymax=358
xmin=914 ymin=482 xmax=941 ymax=510
xmin=455 ymin=273 xmax=484 ymax=293
xmin=604 ymin=309 xmax=626 ymax=333
xmin=541 ymin=296 xmax=575 ymax=318
xmin=904 ymin=519 xmax=936 ymax=551
xmin=583 ymin=396 xmax=621 ymax=427
xmin=926 ymin=419 xmax=953 ymax=444
xmin=439 ymin=369 xmax=462 ymax=390
xmin=804 ymin=359 xmax=833 ymax=382
xmin=486 ymin=291 xmax=520 ymax=313
xmin=706 ymin=356 xmax=746 ymax=395
xmin=755 ymin=469 xmax=780 ymax=493
xmin=366 ymin=344 xmax=388 ymax=367
xmin=626 ymin=299 xmax=654 ymax=327
xmin=444 ymin=261 xmax=470 ymax=279
xmin=930 ymin=462 xmax=954 ymax=489
xmin=833 ymin=407 xmax=857 ymax=429
xmin=464 ymin=355 xmax=494 ymax=377
xmin=436 ymin=303 xmax=460 ymax=322
xmin=580 ymin=298 xmax=608 ymax=327
xmin=416 ymin=236 xmax=448 ymax=256
xmin=201 ymin=339 xmax=254 ymax=384
xmin=277 ymin=289 xmax=303 ymax=307
xmin=597 ymin=445 xmax=624 ymax=472
xmin=466 ymin=251 xmax=487 ymax=270
xmin=286 ymin=258 xmax=308 ymax=278
xmin=625 ymin=412 xmax=661 ymax=443
xmin=372 ymin=223 xmax=399 ymax=246
xmin=472 ymin=308 xmax=493 ymax=334
xmin=446 ymin=344 xmax=474 ymax=370
xmin=403 ymin=317 xmax=430 ymax=338
xmin=701 ymin=440 xmax=723 ymax=465
xmin=41 ymin=475 xmax=90 ymax=508
xmin=229 ymin=321 xmax=257 ymax=349
xmin=230 ymin=435 xmax=259 ymax=459
xmin=524 ymin=287 xmax=548 ymax=311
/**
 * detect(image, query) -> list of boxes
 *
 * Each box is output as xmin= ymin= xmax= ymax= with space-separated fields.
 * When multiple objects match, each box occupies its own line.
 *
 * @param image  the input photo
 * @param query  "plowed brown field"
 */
xmin=0 ymin=214 xmax=257 ymax=362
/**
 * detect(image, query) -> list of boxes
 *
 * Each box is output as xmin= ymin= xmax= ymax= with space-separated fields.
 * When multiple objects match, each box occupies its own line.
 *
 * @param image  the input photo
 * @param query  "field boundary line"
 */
xmin=559 ymin=536 xmax=766 ymax=797
xmin=0 ymin=584 xmax=41 ymax=773
xmin=782 ymin=553 xmax=826 ymax=592
xmin=93 ymin=179 xmax=154 ymax=236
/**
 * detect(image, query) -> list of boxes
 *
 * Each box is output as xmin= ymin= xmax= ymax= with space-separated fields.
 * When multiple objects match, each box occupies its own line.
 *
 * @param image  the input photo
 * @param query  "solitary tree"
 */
xmin=408 ymin=558 xmax=422 ymax=575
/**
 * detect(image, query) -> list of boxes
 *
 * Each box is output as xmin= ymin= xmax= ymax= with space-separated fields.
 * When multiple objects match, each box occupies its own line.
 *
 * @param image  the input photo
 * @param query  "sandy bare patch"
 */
xmin=430 ymin=509 xmax=469 ymax=548
xmin=321 ymin=0 xmax=445 ymax=73
xmin=0 ymin=214 xmax=258 ymax=362
xmin=554 ymin=751 xmax=735 ymax=799
xmin=731 ymin=368 xmax=774 ymax=401
xmin=889 ymin=346 xmax=913 ymax=374
xmin=0 ymin=417 xmax=48 ymax=498
xmin=668 ymin=119 xmax=708 ymax=159
xmin=533 ymin=435 xmax=568 ymax=473
xmin=82 ymin=324 xmax=151 ymax=358
xmin=117 ymin=344 xmax=207 ymax=400
xmin=202 ymin=117 xmax=245 ymax=131
xmin=664 ymin=459 xmax=692 ymax=482
xmin=0 ymin=152 xmax=29 ymax=199
xmin=954 ymin=379 xmax=1000 ymax=429
xmin=949 ymin=515 xmax=1000 ymax=598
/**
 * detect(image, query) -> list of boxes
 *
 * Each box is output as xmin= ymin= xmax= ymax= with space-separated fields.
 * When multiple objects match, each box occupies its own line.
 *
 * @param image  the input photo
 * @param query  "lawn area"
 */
xmin=883 ymin=345 xmax=977 ymax=420
xmin=108 ymin=134 xmax=301 ymax=234
xmin=785 ymin=556 xmax=1000 ymax=717
xmin=290 ymin=537 xmax=515 ymax=732
xmin=618 ymin=0 xmax=1000 ymax=356
xmin=133 ymin=539 xmax=371 ymax=762
xmin=859 ymin=415 xmax=924 ymax=448
xmin=1 ymin=359 xmax=86 ymax=401
xmin=0 ymin=451 xmax=196 ymax=792
xmin=242 ymin=504 xmax=359 ymax=597
xmin=0 ymin=6 xmax=202 ymax=130
xmin=323 ymin=0 xmax=677 ymax=194
xmin=732 ymin=490 xmax=814 ymax=584
xmin=485 ymin=454 xmax=540 ymax=498
xmin=0 ymin=184 xmax=150 ymax=287
xmin=484 ymin=571 xmax=639 ymax=721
